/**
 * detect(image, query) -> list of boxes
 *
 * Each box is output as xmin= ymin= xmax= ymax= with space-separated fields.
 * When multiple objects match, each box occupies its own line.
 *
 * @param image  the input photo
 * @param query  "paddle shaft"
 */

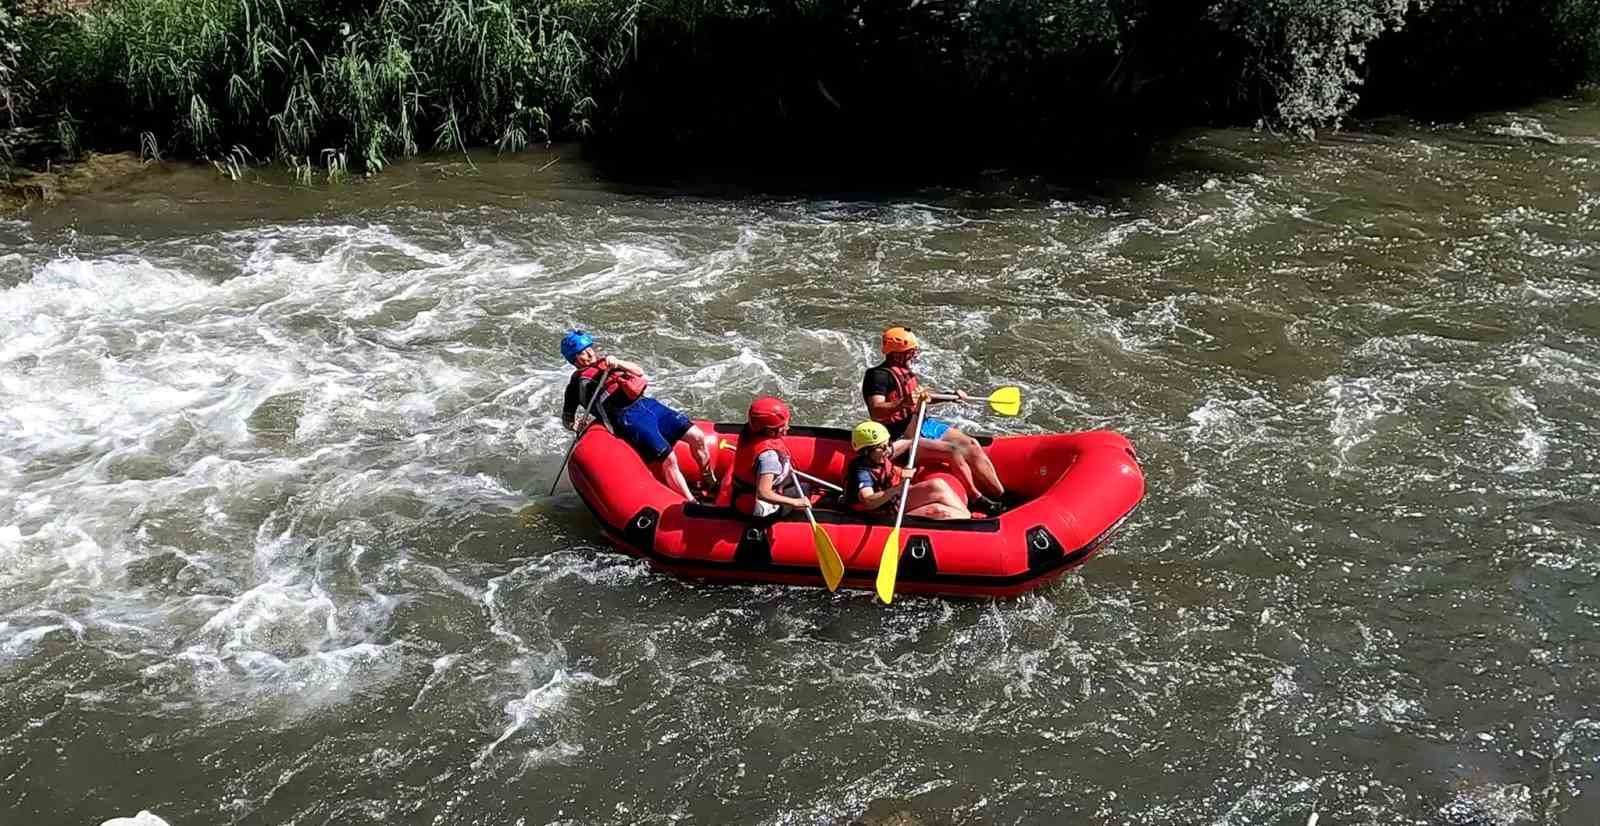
xmin=792 ymin=473 xmax=845 ymax=591
xmin=890 ymin=401 xmax=930 ymax=538
xmin=547 ymin=367 xmax=616 ymax=495
xmin=792 ymin=469 xmax=843 ymax=493
xmin=794 ymin=475 xmax=821 ymax=530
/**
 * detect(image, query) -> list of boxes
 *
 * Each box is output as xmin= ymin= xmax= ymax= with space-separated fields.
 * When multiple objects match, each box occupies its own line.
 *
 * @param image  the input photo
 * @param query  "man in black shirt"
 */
xmin=861 ymin=326 xmax=1005 ymax=501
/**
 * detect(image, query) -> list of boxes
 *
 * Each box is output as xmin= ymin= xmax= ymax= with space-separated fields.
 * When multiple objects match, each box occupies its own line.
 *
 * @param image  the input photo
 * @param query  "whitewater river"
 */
xmin=3 ymin=91 xmax=1598 ymax=825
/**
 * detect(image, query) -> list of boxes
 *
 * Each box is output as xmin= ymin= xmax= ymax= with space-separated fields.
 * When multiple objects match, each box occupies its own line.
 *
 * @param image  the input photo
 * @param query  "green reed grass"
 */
xmin=31 ymin=0 xmax=624 ymax=175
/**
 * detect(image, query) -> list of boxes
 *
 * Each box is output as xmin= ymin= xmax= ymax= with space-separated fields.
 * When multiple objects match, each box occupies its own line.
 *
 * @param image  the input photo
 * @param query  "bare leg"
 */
xmin=945 ymin=428 xmax=1004 ymax=498
xmin=907 ymin=502 xmax=969 ymax=519
xmin=654 ymin=452 xmax=695 ymax=500
xmin=904 ymin=437 xmax=981 ymax=498
xmin=681 ymin=425 xmax=716 ymax=483
xmin=906 ymin=478 xmax=972 ymax=520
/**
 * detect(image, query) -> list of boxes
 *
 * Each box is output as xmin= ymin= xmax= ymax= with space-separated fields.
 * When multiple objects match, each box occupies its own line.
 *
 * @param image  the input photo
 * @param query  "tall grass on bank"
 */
xmin=1 ymin=0 xmax=29 ymax=175
xmin=32 ymin=0 xmax=624 ymax=174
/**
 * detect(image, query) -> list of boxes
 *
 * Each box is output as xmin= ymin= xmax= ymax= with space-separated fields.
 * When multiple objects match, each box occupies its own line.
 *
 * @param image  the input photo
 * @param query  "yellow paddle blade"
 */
xmin=987 ymin=386 xmax=1022 ymax=417
xmin=875 ymin=527 xmax=902 ymax=604
xmin=812 ymin=523 xmax=845 ymax=592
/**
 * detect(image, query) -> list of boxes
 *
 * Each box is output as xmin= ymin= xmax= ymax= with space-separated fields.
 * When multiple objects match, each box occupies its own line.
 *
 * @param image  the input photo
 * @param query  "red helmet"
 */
xmin=747 ymin=396 xmax=791 ymax=430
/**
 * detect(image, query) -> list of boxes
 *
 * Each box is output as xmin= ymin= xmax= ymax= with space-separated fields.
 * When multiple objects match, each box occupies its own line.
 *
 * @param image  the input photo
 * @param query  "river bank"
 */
xmin=0 ymin=151 xmax=148 ymax=212
xmin=3 ymin=0 xmax=1598 ymax=183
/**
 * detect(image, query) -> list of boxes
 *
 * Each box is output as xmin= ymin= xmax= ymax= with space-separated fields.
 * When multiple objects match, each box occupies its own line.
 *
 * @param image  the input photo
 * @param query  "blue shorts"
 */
xmin=916 ymin=416 xmax=952 ymax=441
xmin=888 ymin=415 xmax=953 ymax=442
xmin=615 ymin=398 xmax=693 ymax=462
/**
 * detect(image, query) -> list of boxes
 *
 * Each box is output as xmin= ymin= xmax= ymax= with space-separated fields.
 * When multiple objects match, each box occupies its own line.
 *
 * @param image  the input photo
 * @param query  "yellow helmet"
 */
xmin=851 ymin=421 xmax=891 ymax=451
xmin=881 ymin=326 xmax=920 ymax=354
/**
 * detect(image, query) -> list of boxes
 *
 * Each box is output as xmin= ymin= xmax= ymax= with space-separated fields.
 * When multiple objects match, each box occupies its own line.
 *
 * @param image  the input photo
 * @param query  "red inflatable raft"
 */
xmin=566 ymin=421 xmax=1145 ymax=598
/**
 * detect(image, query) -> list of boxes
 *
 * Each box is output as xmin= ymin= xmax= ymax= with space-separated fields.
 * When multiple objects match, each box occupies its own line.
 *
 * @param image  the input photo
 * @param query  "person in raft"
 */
xmin=560 ymin=330 xmax=716 ymax=501
xmin=862 ymin=326 xmax=1006 ymax=502
xmin=844 ymin=421 xmax=971 ymax=520
xmin=729 ymin=396 xmax=812 ymax=519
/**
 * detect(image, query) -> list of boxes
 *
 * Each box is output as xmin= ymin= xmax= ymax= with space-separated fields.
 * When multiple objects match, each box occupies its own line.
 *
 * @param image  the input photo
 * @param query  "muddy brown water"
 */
xmin=2 ymin=91 xmax=1598 ymax=825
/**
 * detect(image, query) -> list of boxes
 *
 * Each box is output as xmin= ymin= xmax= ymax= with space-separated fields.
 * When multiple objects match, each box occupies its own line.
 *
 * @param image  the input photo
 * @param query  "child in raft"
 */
xmin=727 ymin=396 xmax=812 ymax=518
xmin=842 ymin=421 xmax=971 ymax=520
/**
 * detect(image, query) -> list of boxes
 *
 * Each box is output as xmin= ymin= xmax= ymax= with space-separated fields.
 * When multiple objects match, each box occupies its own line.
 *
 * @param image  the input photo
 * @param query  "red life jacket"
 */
xmin=868 ymin=362 xmax=920 ymax=427
xmin=845 ymin=453 xmax=903 ymax=511
xmin=573 ymin=358 xmax=647 ymax=426
xmin=729 ymin=431 xmax=792 ymax=515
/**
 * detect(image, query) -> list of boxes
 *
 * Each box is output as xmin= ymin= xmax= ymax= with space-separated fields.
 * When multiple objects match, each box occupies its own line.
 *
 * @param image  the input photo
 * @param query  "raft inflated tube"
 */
xmin=565 ymin=420 xmax=1144 ymax=598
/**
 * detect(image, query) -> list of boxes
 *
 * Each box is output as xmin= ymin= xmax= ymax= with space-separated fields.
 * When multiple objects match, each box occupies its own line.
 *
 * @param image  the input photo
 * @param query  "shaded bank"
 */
xmin=3 ymin=0 xmax=1599 ymax=179
xmin=1363 ymin=0 xmax=1600 ymax=116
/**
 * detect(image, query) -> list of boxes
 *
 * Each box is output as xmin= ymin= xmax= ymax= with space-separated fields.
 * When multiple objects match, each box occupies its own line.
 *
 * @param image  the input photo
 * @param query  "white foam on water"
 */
xmin=1439 ymin=783 xmax=1533 ymax=826
xmin=1323 ymin=378 xmax=1381 ymax=466
xmin=0 ymin=220 xmax=585 ymax=715
xmin=473 ymin=668 xmax=610 ymax=769
xmin=195 ymin=581 xmax=341 ymax=658
xmin=0 ymin=620 xmax=85 ymax=658
xmin=99 ymin=812 xmax=172 ymax=826
xmin=1486 ymin=115 xmax=1566 ymax=145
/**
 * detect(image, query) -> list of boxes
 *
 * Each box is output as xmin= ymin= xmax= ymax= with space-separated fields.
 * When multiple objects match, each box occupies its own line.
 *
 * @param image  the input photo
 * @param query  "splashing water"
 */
xmin=4 ymin=92 xmax=1600 ymax=824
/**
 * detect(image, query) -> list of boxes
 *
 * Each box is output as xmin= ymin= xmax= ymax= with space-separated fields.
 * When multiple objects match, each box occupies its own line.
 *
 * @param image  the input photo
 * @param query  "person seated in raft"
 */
xmin=560 ymin=330 xmax=716 ymax=501
xmin=728 ymin=396 xmax=812 ymax=519
xmin=844 ymin=421 xmax=972 ymax=520
xmin=862 ymin=326 xmax=1006 ymax=503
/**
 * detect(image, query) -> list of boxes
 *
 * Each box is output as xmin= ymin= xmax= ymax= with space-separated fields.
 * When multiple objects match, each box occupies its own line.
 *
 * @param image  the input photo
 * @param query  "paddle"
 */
xmin=547 ymin=367 xmax=615 ymax=495
xmin=875 ymin=399 xmax=929 ymax=604
xmin=930 ymin=386 xmax=1022 ymax=417
xmin=719 ymin=441 xmax=844 ymax=493
xmin=791 ymin=475 xmax=844 ymax=592
xmin=791 ymin=468 xmax=843 ymax=493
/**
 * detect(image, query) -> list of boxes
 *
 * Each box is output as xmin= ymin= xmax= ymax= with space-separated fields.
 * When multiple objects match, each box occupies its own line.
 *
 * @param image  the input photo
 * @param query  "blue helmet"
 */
xmin=560 ymin=330 xmax=594 ymax=364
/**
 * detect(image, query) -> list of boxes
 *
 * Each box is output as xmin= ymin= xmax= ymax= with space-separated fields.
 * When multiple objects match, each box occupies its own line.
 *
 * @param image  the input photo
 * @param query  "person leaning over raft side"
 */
xmin=559 ymin=330 xmax=716 ymax=501
xmin=844 ymin=421 xmax=972 ymax=519
xmin=729 ymin=397 xmax=812 ymax=519
xmin=862 ymin=326 xmax=1006 ymax=502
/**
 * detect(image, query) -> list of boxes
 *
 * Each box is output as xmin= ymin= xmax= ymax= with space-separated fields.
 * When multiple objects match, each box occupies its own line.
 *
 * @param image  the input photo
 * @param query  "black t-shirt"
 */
xmin=862 ymin=363 xmax=912 ymax=439
xmin=562 ymin=370 xmax=634 ymax=426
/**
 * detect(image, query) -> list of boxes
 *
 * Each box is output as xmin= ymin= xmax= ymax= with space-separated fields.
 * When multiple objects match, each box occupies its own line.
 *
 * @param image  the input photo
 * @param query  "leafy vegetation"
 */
xmin=1364 ymin=0 xmax=1600 ymax=114
xmin=1 ymin=0 xmax=29 ymax=175
xmin=5 ymin=0 xmax=1598 ymax=177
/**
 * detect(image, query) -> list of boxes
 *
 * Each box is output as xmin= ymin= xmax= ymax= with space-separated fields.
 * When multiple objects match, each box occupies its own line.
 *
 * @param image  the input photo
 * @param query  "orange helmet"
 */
xmin=881 ymin=326 xmax=920 ymax=354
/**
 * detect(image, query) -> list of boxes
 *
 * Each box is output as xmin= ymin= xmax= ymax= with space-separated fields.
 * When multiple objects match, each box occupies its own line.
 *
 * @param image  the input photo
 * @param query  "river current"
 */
xmin=3 ymin=91 xmax=1599 ymax=825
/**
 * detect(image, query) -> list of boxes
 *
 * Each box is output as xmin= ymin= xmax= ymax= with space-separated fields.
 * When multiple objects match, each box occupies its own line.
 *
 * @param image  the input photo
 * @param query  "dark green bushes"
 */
xmin=9 ymin=0 xmax=1600 ymax=176
xmin=591 ymin=1 xmax=1419 ymax=168
xmin=1363 ymin=0 xmax=1600 ymax=115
